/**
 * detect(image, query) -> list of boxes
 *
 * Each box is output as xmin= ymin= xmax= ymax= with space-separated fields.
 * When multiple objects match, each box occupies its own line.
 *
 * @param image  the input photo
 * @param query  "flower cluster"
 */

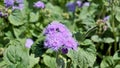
xmin=76 ymin=0 xmax=90 ymax=7
xmin=66 ymin=0 xmax=90 ymax=12
xmin=25 ymin=38 xmax=34 ymax=48
xmin=4 ymin=0 xmax=24 ymax=10
xmin=34 ymin=1 xmax=45 ymax=9
xmin=43 ymin=21 xmax=78 ymax=54
xmin=66 ymin=2 xmax=76 ymax=12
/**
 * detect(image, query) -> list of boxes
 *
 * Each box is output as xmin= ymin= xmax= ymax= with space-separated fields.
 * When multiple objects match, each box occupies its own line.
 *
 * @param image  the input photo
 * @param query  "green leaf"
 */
xmin=113 ymin=50 xmax=120 ymax=60
xmin=115 ymin=7 xmax=120 ymax=22
xmin=0 ymin=61 xmax=8 ymax=68
xmin=81 ymin=39 xmax=94 ymax=46
xmin=45 ymin=3 xmax=63 ymax=20
xmin=115 ymin=64 xmax=120 ymax=68
xmin=67 ymin=44 xmax=96 ymax=68
xmin=103 ymin=37 xmax=114 ymax=43
xmin=45 ymin=49 xmax=53 ymax=54
xmin=43 ymin=55 xmax=57 ymax=68
xmin=56 ymin=55 xmax=66 ymax=68
xmin=100 ymin=56 xmax=115 ymax=68
xmin=91 ymin=35 xmax=102 ymax=42
xmin=28 ymin=54 xmax=39 ymax=68
xmin=115 ymin=12 xmax=120 ymax=22
xmin=13 ymin=26 xmax=26 ymax=38
xmin=29 ymin=12 xmax=39 ymax=22
xmin=5 ymin=31 xmax=14 ymax=39
xmin=8 ymin=10 xmax=27 ymax=26
xmin=74 ymin=31 xmax=84 ymax=42
xmin=3 ymin=40 xmax=29 ymax=68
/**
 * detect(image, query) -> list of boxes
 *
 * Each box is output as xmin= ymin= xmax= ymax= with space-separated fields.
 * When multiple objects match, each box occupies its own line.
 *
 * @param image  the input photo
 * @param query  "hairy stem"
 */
xmin=111 ymin=0 xmax=117 ymax=52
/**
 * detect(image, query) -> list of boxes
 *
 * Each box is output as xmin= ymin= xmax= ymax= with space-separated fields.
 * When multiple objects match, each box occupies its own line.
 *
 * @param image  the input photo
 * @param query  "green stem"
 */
xmin=56 ymin=52 xmax=59 ymax=68
xmin=106 ymin=43 xmax=112 ymax=56
xmin=111 ymin=0 xmax=117 ymax=52
xmin=98 ymin=5 xmax=104 ymax=19
xmin=82 ymin=26 xmax=97 ymax=41
xmin=56 ymin=52 xmax=61 ymax=68
xmin=97 ymin=52 xmax=103 ymax=59
xmin=56 ymin=52 xmax=66 ymax=68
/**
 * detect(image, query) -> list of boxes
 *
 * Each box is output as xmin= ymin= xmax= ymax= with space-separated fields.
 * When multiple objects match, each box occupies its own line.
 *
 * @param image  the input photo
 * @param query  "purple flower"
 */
xmin=66 ymin=2 xmax=76 ymax=12
xmin=64 ymin=37 xmax=78 ymax=50
xmin=34 ymin=1 xmax=45 ymax=8
xmin=44 ymin=21 xmax=78 ymax=54
xmin=76 ymin=1 xmax=82 ymax=7
xmin=12 ymin=4 xmax=24 ymax=10
xmin=44 ymin=33 xmax=64 ymax=50
xmin=43 ymin=21 xmax=72 ymax=37
xmin=13 ymin=0 xmax=24 ymax=10
xmin=16 ymin=0 xmax=24 ymax=4
xmin=103 ymin=16 xmax=109 ymax=31
xmin=103 ymin=16 xmax=109 ymax=21
xmin=4 ymin=0 xmax=14 ymax=7
xmin=25 ymin=38 xmax=34 ymax=48
xmin=4 ymin=0 xmax=24 ymax=10
xmin=83 ymin=2 xmax=90 ymax=7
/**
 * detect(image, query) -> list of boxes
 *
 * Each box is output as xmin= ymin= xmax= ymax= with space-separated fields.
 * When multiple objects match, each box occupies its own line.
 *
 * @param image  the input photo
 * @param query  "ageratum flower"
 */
xmin=66 ymin=2 xmax=76 ymax=12
xmin=12 ymin=4 xmax=24 ymax=10
xmin=83 ymin=2 xmax=90 ymax=7
xmin=4 ymin=0 xmax=14 ymax=7
xmin=25 ymin=38 xmax=34 ymax=48
xmin=4 ymin=0 xmax=24 ymax=10
xmin=13 ymin=0 xmax=24 ymax=10
xmin=44 ymin=33 xmax=64 ymax=50
xmin=34 ymin=1 xmax=45 ymax=8
xmin=16 ymin=0 xmax=24 ymax=4
xmin=43 ymin=21 xmax=72 ymax=37
xmin=64 ymin=37 xmax=78 ymax=50
xmin=76 ymin=0 xmax=82 ymax=7
xmin=44 ymin=21 xmax=78 ymax=54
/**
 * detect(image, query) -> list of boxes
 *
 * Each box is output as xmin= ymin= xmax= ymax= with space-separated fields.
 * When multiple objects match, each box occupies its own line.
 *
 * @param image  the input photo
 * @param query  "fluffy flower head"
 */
xmin=43 ymin=21 xmax=72 ymax=37
xmin=66 ymin=2 xmax=76 ymax=12
xmin=34 ymin=1 xmax=45 ymax=8
xmin=4 ymin=0 xmax=24 ymax=10
xmin=76 ymin=0 xmax=82 ymax=7
xmin=83 ymin=2 xmax=90 ymax=6
xmin=25 ymin=38 xmax=34 ymax=48
xmin=44 ymin=21 xmax=78 ymax=54
xmin=16 ymin=0 xmax=24 ymax=4
xmin=4 ymin=0 xmax=14 ymax=7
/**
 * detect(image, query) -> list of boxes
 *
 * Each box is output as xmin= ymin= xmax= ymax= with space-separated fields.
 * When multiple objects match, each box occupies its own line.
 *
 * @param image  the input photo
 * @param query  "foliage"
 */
xmin=0 ymin=0 xmax=120 ymax=68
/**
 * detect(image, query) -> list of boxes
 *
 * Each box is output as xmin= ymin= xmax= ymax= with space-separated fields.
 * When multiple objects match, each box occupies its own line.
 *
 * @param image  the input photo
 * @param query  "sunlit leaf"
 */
xmin=100 ymin=56 xmax=115 ymax=68
xmin=43 ymin=55 xmax=57 ymax=68
xmin=8 ymin=10 xmax=27 ymax=26
xmin=67 ymin=44 xmax=96 ymax=68
xmin=113 ymin=50 xmax=120 ymax=60
xmin=29 ymin=54 xmax=39 ymax=68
